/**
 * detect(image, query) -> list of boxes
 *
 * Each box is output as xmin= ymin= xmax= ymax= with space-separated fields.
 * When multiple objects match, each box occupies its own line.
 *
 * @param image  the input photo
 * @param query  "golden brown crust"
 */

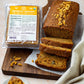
xmin=41 ymin=37 xmax=73 ymax=49
xmin=43 ymin=1 xmax=79 ymax=39
xmin=6 ymin=6 xmax=40 ymax=47
xmin=39 ymin=43 xmax=71 ymax=57
xmin=35 ymin=51 xmax=67 ymax=71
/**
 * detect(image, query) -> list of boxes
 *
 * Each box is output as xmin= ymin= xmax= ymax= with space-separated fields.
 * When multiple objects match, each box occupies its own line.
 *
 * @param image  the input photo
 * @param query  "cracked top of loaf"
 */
xmin=43 ymin=1 xmax=79 ymax=32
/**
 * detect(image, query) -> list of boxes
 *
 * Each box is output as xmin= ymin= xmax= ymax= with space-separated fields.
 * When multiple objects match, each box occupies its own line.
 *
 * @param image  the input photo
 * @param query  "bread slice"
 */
xmin=35 ymin=51 xmax=67 ymax=71
xmin=39 ymin=43 xmax=71 ymax=57
xmin=41 ymin=37 xmax=73 ymax=49
xmin=43 ymin=1 xmax=79 ymax=39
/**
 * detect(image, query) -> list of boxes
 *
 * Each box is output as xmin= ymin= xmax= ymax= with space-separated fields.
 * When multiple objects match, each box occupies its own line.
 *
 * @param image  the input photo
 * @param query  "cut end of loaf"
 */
xmin=35 ymin=51 xmax=67 ymax=71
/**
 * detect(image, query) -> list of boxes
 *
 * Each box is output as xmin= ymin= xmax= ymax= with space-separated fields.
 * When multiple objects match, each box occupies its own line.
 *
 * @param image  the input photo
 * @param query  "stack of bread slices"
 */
xmin=35 ymin=1 xmax=79 ymax=71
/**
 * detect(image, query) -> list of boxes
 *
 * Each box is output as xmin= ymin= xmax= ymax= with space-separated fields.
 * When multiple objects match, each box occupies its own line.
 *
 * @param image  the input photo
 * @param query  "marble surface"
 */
xmin=0 ymin=0 xmax=84 ymax=84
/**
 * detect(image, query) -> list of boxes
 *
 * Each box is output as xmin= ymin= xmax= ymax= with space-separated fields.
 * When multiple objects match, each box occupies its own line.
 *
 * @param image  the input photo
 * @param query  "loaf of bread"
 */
xmin=43 ymin=1 xmax=79 ymax=39
xmin=41 ymin=37 xmax=73 ymax=49
xmin=35 ymin=51 xmax=67 ymax=71
xmin=6 ymin=6 xmax=40 ymax=48
xmin=39 ymin=43 xmax=71 ymax=57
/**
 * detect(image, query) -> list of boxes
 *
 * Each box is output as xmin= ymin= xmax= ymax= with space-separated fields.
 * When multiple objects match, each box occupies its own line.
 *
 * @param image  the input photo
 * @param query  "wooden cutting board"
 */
xmin=2 ymin=48 xmax=61 ymax=80
xmin=2 ymin=0 xmax=64 ymax=80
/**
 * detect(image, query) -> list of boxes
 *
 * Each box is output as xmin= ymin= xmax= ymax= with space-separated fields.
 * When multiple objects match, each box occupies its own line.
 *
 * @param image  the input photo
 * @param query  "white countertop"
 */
xmin=0 ymin=0 xmax=84 ymax=84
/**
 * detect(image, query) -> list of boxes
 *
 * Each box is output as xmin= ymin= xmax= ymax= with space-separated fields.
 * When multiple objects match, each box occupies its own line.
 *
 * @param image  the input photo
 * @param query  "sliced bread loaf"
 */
xmin=43 ymin=1 xmax=79 ymax=39
xmin=35 ymin=51 xmax=67 ymax=71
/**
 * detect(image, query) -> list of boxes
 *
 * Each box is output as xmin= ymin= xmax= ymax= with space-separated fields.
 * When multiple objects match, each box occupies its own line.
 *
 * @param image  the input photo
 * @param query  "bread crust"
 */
xmin=43 ymin=1 xmax=79 ymax=39
xmin=41 ymin=37 xmax=73 ymax=49
xmin=39 ymin=43 xmax=71 ymax=57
